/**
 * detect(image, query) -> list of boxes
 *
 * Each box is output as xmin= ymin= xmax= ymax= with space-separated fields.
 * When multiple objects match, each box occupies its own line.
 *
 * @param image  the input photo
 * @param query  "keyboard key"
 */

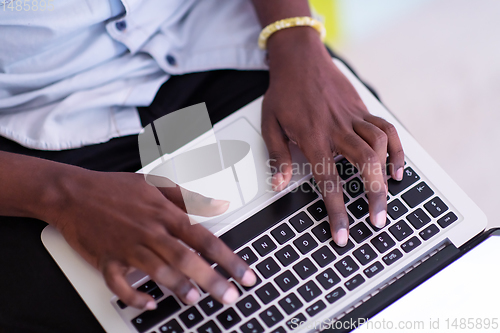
xmin=217 ymin=308 xmax=241 ymax=330
xmin=199 ymin=296 xmax=223 ymax=316
xmin=325 ymin=287 xmax=346 ymax=304
xmin=349 ymin=214 xmax=355 ymax=225
xmin=214 ymin=265 xmax=230 ymax=279
xmin=348 ymin=198 xmax=369 ymax=219
xmin=278 ymin=293 xmax=303 ymax=315
xmin=237 ymin=295 xmax=261 ymax=317
xmin=389 ymin=220 xmax=414 ymax=241
xmin=240 ymin=318 xmax=264 ymax=333
xmin=286 ymin=313 xmax=307 ymax=330
xmin=137 ymin=280 xmax=158 ymax=293
xmin=159 ymin=319 xmax=184 ymax=333
xmin=401 ymin=236 xmax=422 ymax=253
xmin=307 ymin=200 xmax=328 ymax=221
xmin=315 ymin=268 xmax=341 ymax=290
xmin=289 ymin=212 xmax=314 ymax=233
xmin=311 ymin=221 xmax=332 ymax=243
xmin=306 ymin=300 xmax=326 ymax=317
xmin=424 ymin=197 xmax=448 ymax=217
xmin=256 ymin=283 xmax=280 ymax=304
xmin=293 ymin=258 xmax=318 ymax=280
xmin=438 ymin=212 xmax=458 ymax=228
xmin=275 ymin=245 xmax=300 ymax=267
xmin=345 ymin=274 xmax=365 ymax=291
xmin=387 ymin=199 xmax=408 ymax=220
xmin=252 ymin=235 xmax=277 ymax=257
xmin=364 ymin=261 xmax=384 ymax=278
xmin=149 ymin=287 xmax=164 ymax=300
xmin=311 ymin=246 xmax=336 ymax=267
xmin=271 ymin=223 xmax=296 ymax=245
xmin=350 ymin=222 xmax=373 ymax=243
xmin=293 ymin=233 xmax=318 ymax=254
xmin=297 ymin=280 xmax=322 ymax=302
xmin=274 ymin=270 xmax=299 ymax=292
xmin=402 ymin=182 xmax=434 ymax=208
xmin=197 ymin=321 xmax=221 ymax=333
xmin=131 ymin=296 xmax=181 ymax=333
xmin=256 ymin=257 xmax=281 ymax=279
xmin=345 ymin=177 xmax=364 ymax=198
xmin=116 ymin=299 xmax=127 ymax=309
xmin=334 ymin=256 xmax=359 ymax=278
xmin=329 ymin=239 xmax=355 ymax=256
xmin=353 ymin=244 xmax=378 ymax=266
xmin=237 ymin=247 xmax=258 ymax=265
xmin=242 ymin=274 xmax=262 ymax=291
xmin=259 ymin=306 xmax=284 ymax=328
xmin=406 ymin=208 xmax=431 ymax=229
xmin=270 ymin=327 xmax=286 ymax=333
xmin=382 ymin=249 xmax=403 ymax=266
xmin=388 ymin=167 xmax=420 ymax=195
xmin=231 ymin=280 xmax=243 ymax=296
xmin=179 ymin=307 xmax=203 ymax=329
xmin=336 ymin=158 xmax=358 ymax=180
xmin=420 ymin=224 xmax=440 ymax=240
xmin=370 ymin=232 xmax=396 ymax=253
xmin=344 ymin=193 xmax=350 ymax=204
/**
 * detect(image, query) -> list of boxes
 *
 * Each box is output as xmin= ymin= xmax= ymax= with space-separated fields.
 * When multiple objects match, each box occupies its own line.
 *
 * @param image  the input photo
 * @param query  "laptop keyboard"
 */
xmin=118 ymin=159 xmax=459 ymax=333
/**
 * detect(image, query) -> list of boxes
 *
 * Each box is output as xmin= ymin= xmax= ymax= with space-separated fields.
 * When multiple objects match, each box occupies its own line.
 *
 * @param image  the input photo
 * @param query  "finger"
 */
xmin=364 ymin=115 xmax=405 ymax=181
xmin=102 ymin=259 xmax=156 ymax=310
xmin=338 ymin=133 xmax=387 ymax=229
xmin=129 ymin=246 xmax=200 ymax=305
xmin=301 ymin=140 xmax=350 ymax=247
xmin=261 ymin=115 xmax=293 ymax=191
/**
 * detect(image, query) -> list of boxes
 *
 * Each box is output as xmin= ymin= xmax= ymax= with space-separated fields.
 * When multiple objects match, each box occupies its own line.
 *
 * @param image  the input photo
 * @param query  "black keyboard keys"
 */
xmin=256 ymin=257 xmax=281 ymax=279
xmin=311 ymin=221 xmax=332 ymax=243
xmin=179 ymin=306 xmax=203 ymax=329
xmin=197 ymin=321 xmax=221 ymax=333
xmin=311 ymin=246 xmax=336 ymax=267
xmin=278 ymin=293 xmax=303 ymax=315
xmin=387 ymin=199 xmax=408 ymax=220
xmin=334 ymin=256 xmax=359 ymax=278
xmin=420 ymin=224 xmax=440 ymax=240
xmin=271 ymin=223 xmax=296 ymax=245
xmin=364 ymin=261 xmax=384 ymax=278
xmin=306 ymin=300 xmax=326 ymax=317
xmin=293 ymin=233 xmax=318 ymax=254
xmin=297 ymin=280 xmax=322 ymax=302
xmin=252 ymin=235 xmax=277 ymax=257
xmin=330 ymin=239 xmax=355 ymax=256
xmin=371 ymin=232 xmax=396 ymax=253
xmin=348 ymin=198 xmax=369 ymax=219
xmin=289 ymin=212 xmax=314 ymax=233
xmin=402 ymin=182 xmax=434 ymax=208
xmin=325 ymin=287 xmax=346 ymax=304
xmin=389 ymin=220 xmax=414 ymax=241
xmin=286 ymin=313 xmax=307 ymax=330
xmin=274 ymin=270 xmax=299 ymax=292
xmin=336 ymin=158 xmax=357 ymax=180
xmin=382 ymin=249 xmax=403 ymax=266
xmin=388 ymin=167 xmax=420 ymax=195
xmin=131 ymin=296 xmax=181 ymax=333
xmin=424 ymin=197 xmax=448 ymax=217
xmin=199 ymin=296 xmax=223 ymax=316
xmin=401 ymin=236 xmax=422 ymax=253
xmin=307 ymin=200 xmax=328 ymax=221
xmin=438 ymin=212 xmax=458 ymax=228
xmin=256 ymin=283 xmax=280 ymax=304
xmin=259 ymin=306 xmax=284 ymax=328
xmin=353 ymin=244 xmax=377 ymax=266
xmin=237 ymin=295 xmax=261 ymax=317
xmin=275 ymin=245 xmax=300 ymax=266
xmin=137 ymin=280 xmax=158 ymax=293
xmin=293 ymin=258 xmax=318 ymax=280
xmin=350 ymin=222 xmax=373 ymax=243
xmin=406 ymin=208 xmax=431 ymax=229
xmin=240 ymin=318 xmax=264 ymax=333
xmin=237 ymin=247 xmax=258 ymax=265
xmin=315 ymin=268 xmax=341 ymax=290
xmin=345 ymin=274 xmax=365 ymax=291
xmin=345 ymin=177 xmax=364 ymax=198
xmin=217 ymin=308 xmax=241 ymax=330
xmin=159 ymin=319 xmax=184 ymax=333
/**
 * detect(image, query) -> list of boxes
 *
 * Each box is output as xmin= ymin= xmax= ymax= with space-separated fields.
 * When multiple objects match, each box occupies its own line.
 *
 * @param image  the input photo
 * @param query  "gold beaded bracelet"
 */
xmin=258 ymin=16 xmax=326 ymax=50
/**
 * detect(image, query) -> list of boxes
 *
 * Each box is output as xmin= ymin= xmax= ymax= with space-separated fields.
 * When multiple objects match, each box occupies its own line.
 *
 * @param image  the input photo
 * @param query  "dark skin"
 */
xmin=0 ymin=0 xmax=404 ymax=311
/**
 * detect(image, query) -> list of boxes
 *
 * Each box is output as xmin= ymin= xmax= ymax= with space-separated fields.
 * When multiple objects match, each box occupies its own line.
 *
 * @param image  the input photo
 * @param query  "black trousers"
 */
xmin=0 ymin=55 xmax=377 ymax=333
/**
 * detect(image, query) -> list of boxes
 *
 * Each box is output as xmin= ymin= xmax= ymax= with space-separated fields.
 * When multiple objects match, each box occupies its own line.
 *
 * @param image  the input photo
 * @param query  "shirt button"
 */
xmin=115 ymin=20 xmax=127 ymax=31
xmin=166 ymin=54 xmax=177 ymax=66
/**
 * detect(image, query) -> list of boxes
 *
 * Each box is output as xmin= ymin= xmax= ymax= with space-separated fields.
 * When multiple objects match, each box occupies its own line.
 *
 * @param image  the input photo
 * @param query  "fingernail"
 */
xmin=222 ymin=286 xmax=239 ymax=304
xmin=211 ymin=199 xmax=230 ymax=208
xmin=374 ymin=210 xmax=387 ymax=228
xmin=396 ymin=167 xmax=404 ymax=181
xmin=272 ymin=173 xmax=284 ymax=191
xmin=241 ymin=269 xmax=257 ymax=287
xmin=335 ymin=228 xmax=348 ymax=247
xmin=185 ymin=288 xmax=200 ymax=304
xmin=145 ymin=300 xmax=157 ymax=310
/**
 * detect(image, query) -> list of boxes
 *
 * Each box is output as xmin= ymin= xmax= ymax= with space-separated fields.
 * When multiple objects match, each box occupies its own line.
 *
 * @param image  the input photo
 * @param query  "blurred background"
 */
xmin=310 ymin=0 xmax=500 ymax=229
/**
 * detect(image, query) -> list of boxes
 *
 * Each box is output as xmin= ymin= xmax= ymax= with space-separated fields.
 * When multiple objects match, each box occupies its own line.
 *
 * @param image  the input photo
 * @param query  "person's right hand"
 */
xmin=43 ymin=167 xmax=256 ymax=310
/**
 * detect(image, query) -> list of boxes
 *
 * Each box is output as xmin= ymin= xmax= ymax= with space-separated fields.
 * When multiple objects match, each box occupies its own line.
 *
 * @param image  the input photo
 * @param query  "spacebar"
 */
xmin=219 ymin=182 xmax=318 ymax=251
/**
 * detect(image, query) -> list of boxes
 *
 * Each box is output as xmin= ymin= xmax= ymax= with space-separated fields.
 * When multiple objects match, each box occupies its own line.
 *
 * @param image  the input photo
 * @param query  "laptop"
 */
xmin=41 ymin=58 xmax=487 ymax=333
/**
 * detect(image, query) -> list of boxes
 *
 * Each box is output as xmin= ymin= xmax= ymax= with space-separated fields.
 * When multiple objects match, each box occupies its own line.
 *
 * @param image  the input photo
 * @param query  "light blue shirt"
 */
xmin=0 ymin=0 xmax=267 ymax=150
